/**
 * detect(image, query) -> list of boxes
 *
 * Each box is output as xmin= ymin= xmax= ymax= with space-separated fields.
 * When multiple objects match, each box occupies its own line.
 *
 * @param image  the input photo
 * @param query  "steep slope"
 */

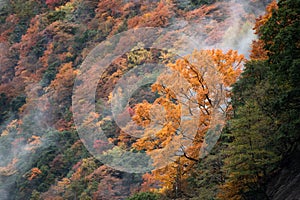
xmin=267 ymin=147 xmax=300 ymax=200
xmin=0 ymin=0 xmax=275 ymax=199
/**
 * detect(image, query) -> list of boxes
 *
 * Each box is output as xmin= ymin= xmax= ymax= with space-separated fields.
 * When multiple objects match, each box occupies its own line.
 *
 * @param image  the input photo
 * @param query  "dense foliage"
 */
xmin=0 ymin=0 xmax=299 ymax=199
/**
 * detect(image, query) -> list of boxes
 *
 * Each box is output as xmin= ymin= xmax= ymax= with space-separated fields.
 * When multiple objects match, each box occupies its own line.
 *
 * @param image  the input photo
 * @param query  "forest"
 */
xmin=0 ymin=0 xmax=299 ymax=199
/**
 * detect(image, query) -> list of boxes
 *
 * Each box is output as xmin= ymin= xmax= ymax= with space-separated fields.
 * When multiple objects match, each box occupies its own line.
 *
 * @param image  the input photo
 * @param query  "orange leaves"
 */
xmin=127 ymin=2 xmax=174 ymax=29
xmin=39 ymin=42 xmax=54 ymax=69
xmin=209 ymin=49 xmax=244 ymax=86
xmin=132 ymin=100 xmax=152 ymax=127
xmin=140 ymin=173 xmax=159 ymax=192
xmin=96 ymin=0 xmax=123 ymax=18
xmin=185 ymin=4 xmax=219 ymax=20
xmin=128 ymin=49 xmax=244 ymax=191
xmin=27 ymin=167 xmax=42 ymax=181
xmin=48 ymin=62 xmax=78 ymax=104
xmin=250 ymin=0 xmax=278 ymax=60
xmin=250 ymin=39 xmax=269 ymax=61
xmin=50 ymin=62 xmax=78 ymax=87
xmin=253 ymin=0 xmax=278 ymax=36
xmin=132 ymin=97 xmax=181 ymax=153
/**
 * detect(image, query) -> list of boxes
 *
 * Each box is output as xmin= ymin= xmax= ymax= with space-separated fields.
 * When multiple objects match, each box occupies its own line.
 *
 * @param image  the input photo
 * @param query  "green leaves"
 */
xmin=219 ymin=69 xmax=281 ymax=199
xmin=260 ymin=0 xmax=300 ymax=154
xmin=219 ymin=2 xmax=300 ymax=196
xmin=126 ymin=191 xmax=161 ymax=200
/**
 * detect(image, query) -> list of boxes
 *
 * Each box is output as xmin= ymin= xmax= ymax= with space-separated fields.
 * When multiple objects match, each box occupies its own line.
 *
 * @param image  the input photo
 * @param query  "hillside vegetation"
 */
xmin=0 ymin=0 xmax=299 ymax=199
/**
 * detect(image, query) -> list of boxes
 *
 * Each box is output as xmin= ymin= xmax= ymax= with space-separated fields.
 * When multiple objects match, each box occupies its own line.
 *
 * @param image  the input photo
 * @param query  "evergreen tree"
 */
xmin=218 ymin=61 xmax=280 ymax=200
xmin=219 ymin=1 xmax=300 ymax=198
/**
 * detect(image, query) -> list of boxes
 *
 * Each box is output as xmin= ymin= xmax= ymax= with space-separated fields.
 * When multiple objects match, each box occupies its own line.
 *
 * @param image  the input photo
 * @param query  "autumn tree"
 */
xmin=250 ymin=0 xmax=278 ymax=60
xmin=128 ymin=49 xmax=244 ymax=194
xmin=127 ymin=1 xmax=174 ymax=29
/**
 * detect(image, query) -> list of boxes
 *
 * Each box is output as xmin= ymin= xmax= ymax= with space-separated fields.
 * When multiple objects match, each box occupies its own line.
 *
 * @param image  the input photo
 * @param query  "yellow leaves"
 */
xmin=152 ymin=162 xmax=178 ymax=190
xmin=24 ymin=135 xmax=42 ymax=152
xmin=159 ymin=51 xmax=174 ymax=64
xmin=143 ymin=13 xmax=151 ymax=19
xmin=1 ymin=119 xmax=19 ymax=136
xmin=28 ymin=135 xmax=41 ymax=144
xmin=133 ymin=137 xmax=157 ymax=151
xmin=155 ymin=98 xmax=180 ymax=120
xmin=1 ymin=130 xmax=9 ymax=136
xmin=55 ymin=2 xmax=75 ymax=14
xmin=132 ymin=96 xmax=181 ymax=152
xmin=57 ymin=178 xmax=71 ymax=188
xmin=127 ymin=47 xmax=152 ymax=66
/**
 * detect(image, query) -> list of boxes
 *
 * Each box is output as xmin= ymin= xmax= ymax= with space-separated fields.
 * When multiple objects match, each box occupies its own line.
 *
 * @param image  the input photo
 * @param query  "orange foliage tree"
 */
xmin=250 ymin=0 xmax=278 ymax=60
xmin=128 ymin=49 xmax=244 ymax=193
xmin=127 ymin=1 xmax=174 ymax=29
xmin=27 ymin=167 xmax=42 ymax=181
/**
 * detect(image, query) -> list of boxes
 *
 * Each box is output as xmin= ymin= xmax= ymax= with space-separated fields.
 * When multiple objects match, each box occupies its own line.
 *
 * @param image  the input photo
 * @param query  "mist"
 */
xmin=0 ymin=0 xmax=273 ymax=199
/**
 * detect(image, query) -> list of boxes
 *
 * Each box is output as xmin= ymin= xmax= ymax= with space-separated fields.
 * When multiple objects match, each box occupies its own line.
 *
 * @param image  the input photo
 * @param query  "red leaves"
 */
xmin=46 ymin=0 xmax=65 ymax=9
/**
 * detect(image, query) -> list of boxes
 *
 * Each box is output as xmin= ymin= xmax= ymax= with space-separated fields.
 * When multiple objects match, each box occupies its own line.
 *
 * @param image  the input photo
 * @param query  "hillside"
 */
xmin=0 ymin=0 xmax=299 ymax=199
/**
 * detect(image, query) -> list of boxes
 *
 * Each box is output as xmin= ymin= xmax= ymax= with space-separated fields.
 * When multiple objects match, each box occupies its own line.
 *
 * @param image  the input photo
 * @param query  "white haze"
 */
xmin=0 ymin=0 xmax=271 ymax=199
